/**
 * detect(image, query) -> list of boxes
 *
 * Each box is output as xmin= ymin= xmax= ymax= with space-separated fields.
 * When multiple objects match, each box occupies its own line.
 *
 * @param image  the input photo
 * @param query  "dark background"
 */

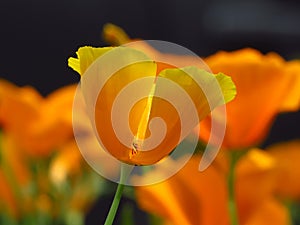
xmin=1 ymin=0 xmax=300 ymax=95
xmin=1 ymin=0 xmax=299 ymax=224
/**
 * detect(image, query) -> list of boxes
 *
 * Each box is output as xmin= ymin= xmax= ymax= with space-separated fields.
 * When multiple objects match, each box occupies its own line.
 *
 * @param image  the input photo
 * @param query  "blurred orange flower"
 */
xmin=0 ymin=79 xmax=104 ymax=223
xmin=0 ymin=80 xmax=76 ymax=157
xmin=136 ymin=145 xmax=296 ymax=225
xmin=136 ymin=155 xmax=230 ymax=225
xmin=200 ymin=49 xmax=300 ymax=149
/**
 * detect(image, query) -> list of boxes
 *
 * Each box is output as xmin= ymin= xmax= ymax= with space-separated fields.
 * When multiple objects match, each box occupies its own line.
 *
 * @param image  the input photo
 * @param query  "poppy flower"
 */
xmin=0 ymin=80 xmax=75 ymax=157
xmin=135 ymin=150 xmax=291 ymax=225
xmin=68 ymin=46 xmax=236 ymax=165
xmin=135 ymin=155 xmax=230 ymax=225
xmin=200 ymin=49 xmax=300 ymax=149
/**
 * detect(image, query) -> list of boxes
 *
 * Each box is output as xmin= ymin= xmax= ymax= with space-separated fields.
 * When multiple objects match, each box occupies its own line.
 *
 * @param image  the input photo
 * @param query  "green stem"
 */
xmin=228 ymin=151 xmax=239 ymax=225
xmin=104 ymin=164 xmax=133 ymax=225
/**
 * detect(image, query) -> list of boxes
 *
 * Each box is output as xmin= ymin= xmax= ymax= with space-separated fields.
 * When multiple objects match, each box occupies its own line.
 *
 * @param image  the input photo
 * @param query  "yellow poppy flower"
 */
xmin=200 ymin=49 xmax=300 ymax=149
xmin=68 ymin=46 xmax=236 ymax=165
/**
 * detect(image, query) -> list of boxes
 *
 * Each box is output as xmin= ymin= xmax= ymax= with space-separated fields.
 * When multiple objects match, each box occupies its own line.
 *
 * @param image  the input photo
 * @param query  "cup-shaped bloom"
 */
xmin=68 ymin=46 xmax=236 ymax=165
xmin=201 ymin=49 xmax=300 ymax=149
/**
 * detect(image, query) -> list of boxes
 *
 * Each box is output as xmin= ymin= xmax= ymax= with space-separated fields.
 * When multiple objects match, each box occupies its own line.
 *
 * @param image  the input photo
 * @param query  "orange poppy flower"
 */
xmin=135 ymin=155 xmax=230 ymax=225
xmin=136 ymin=150 xmax=291 ymax=225
xmin=68 ymin=46 xmax=236 ymax=165
xmin=200 ymin=49 xmax=300 ymax=149
xmin=0 ymin=80 xmax=75 ymax=157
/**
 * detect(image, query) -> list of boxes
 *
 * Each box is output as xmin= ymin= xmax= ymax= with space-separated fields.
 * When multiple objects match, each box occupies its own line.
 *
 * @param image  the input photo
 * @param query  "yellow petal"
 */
xmin=68 ymin=46 xmax=114 ymax=75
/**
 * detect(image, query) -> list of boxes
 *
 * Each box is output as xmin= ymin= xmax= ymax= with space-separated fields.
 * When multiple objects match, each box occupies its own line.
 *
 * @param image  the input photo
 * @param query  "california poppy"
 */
xmin=136 ymin=150 xmax=291 ymax=225
xmin=136 ymin=155 xmax=230 ymax=225
xmin=0 ymin=80 xmax=75 ymax=157
xmin=68 ymin=46 xmax=236 ymax=165
xmin=200 ymin=49 xmax=300 ymax=149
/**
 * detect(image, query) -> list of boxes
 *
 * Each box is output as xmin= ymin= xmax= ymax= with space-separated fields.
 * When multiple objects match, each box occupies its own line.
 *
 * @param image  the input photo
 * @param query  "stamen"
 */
xmin=130 ymin=140 xmax=140 ymax=159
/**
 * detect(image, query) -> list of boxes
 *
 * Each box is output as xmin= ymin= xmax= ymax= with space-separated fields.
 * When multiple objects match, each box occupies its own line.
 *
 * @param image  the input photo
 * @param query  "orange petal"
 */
xmin=91 ymin=58 xmax=158 ymax=165
xmin=280 ymin=60 xmax=300 ymax=111
xmin=0 ymin=79 xmax=42 ymax=135
xmin=24 ymin=84 xmax=76 ymax=156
